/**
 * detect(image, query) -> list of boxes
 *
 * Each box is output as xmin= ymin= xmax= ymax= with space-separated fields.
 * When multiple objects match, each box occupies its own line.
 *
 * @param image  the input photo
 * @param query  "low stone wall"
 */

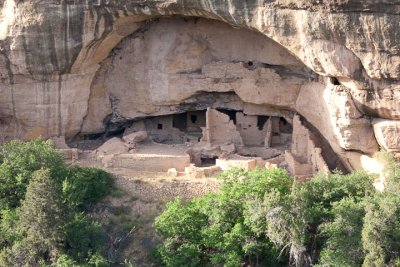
xmin=111 ymin=153 xmax=191 ymax=172
xmin=216 ymin=156 xmax=265 ymax=171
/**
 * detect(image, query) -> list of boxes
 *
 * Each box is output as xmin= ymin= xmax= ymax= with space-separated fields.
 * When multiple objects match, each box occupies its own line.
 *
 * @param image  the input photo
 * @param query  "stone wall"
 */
xmin=285 ymin=115 xmax=330 ymax=178
xmin=0 ymin=2 xmax=399 ymax=171
xmin=202 ymin=108 xmax=243 ymax=146
xmin=236 ymin=113 xmax=268 ymax=147
xmin=111 ymin=153 xmax=191 ymax=172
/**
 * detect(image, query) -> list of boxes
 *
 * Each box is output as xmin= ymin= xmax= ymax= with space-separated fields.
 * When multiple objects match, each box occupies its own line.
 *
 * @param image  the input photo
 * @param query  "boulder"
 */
xmin=373 ymin=119 xmax=400 ymax=152
xmin=123 ymin=130 xmax=148 ymax=144
xmin=96 ymin=137 xmax=129 ymax=156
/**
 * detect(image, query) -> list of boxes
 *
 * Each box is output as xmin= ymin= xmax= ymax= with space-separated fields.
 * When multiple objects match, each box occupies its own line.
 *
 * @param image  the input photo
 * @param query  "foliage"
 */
xmin=64 ymin=213 xmax=106 ymax=262
xmin=362 ymin=165 xmax=400 ymax=267
xmin=155 ymin=165 xmax=400 ymax=267
xmin=0 ymin=139 xmax=65 ymax=210
xmin=318 ymin=198 xmax=367 ymax=267
xmin=273 ymin=171 xmax=374 ymax=266
xmin=155 ymin=168 xmax=291 ymax=267
xmin=20 ymin=168 xmax=65 ymax=260
xmin=155 ymin=198 xmax=208 ymax=266
xmin=62 ymin=167 xmax=113 ymax=211
xmin=55 ymin=252 xmax=109 ymax=267
xmin=0 ymin=139 xmax=112 ymax=266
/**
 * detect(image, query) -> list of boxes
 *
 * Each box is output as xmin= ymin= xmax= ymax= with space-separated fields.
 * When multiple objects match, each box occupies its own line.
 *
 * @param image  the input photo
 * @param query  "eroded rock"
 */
xmin=373 ymin=119 xmax=400 ymax=152
xmin=0 ymin=2 xmax=399 ymax=172
xmin=96 ymin=137 xmax=129 ymax=156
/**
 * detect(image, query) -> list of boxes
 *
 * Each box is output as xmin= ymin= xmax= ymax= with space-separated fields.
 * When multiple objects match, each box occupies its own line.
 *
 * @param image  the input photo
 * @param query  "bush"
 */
xmin=19 ymin=168 xmax=65 ymax=258
xmin=318 ymin=198 xmax=367 ymax=267
xmin=62 ymin=167 xmax=113 ymax=210
xmin=0 ymin=140 xmax=112 ymax=266
xmin=155 ymin=167 xmax=395 ymax=267
xmin=64 ymin=213 xmax=106 ymax=262
xmin=155 ymin=168 xmax=291 ymax=267
xmin=362 ymin=166 xmax=400 ymax=266
xmin=362 ymin=194 xmax=400 ymax=266
xmin=0 ymin=139 xmax=65 ymax=210
xmin=154 ymin=198 xmax=208 ymax=266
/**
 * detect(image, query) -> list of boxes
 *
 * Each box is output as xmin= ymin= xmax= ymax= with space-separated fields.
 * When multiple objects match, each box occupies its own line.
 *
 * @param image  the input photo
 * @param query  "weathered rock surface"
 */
xmin=123 ymin=131 xmax=148 ymax=145
xmin=0 ymin=0 xmax=400 ymax=170
xmin=373 ymin=119 xmax=400 ymax=152
xmin=96 ymin=137 xmax=128 ymax=156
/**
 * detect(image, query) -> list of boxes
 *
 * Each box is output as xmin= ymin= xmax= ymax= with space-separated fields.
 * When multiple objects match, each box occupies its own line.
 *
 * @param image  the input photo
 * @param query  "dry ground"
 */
xmin=73 ymin=150 xmax=221 ymax=266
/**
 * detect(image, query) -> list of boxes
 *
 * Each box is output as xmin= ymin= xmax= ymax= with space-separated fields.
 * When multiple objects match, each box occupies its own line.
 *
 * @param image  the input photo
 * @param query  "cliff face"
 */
xmin=0 ymin=0 xmax=399 ymax=170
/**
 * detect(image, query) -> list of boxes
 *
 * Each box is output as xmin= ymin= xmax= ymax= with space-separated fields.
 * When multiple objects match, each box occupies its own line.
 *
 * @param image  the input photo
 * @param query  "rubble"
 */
xmin=75 ymin=107 xmax=332 ymax=179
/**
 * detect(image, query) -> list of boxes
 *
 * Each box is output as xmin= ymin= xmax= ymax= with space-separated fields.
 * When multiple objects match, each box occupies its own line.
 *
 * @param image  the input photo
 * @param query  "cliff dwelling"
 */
xmin=64 ymin=17 xmax=349 ymax=179
xmin=3 ymin=16 xmax=350 ymax=179
xmin=2 ymin=2 xmax=400 ymax=266
xmin=1 ymin=9 xmax=395 ymax=178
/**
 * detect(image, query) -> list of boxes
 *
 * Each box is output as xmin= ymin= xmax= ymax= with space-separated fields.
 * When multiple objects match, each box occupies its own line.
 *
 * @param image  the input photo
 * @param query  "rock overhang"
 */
xmin=0 ymin=0 xmax=399 ymax=172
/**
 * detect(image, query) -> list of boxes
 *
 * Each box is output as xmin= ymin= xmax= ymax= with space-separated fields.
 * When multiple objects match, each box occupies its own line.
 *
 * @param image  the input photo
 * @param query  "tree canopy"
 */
xmin=0 ymin=140 xmax=112 ymax=266
xmin=155 ymin=164 xmax=400 ymax=267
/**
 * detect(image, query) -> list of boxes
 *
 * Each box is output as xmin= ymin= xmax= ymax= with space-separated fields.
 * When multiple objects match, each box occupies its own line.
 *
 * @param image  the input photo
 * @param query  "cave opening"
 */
xmin=200 ymin=156 xmax=217 ymax=167
xmin=257 ymin=116 xmax=268 ymax=130
xmin=330 ymin=77 xmax=340 ymax=85
xmin=172 ymin=113 xmax=187 ymax=131
xmin=217 ymin=109 xmax=237 ymax=124
xmin=70 ymin=16 xmax=347 ymax=179
xmin=279 ymin=117 xmax=292 ymax=133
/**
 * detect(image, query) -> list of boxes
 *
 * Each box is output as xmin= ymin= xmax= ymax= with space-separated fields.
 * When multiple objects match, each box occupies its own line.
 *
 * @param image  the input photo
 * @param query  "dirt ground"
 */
xmin=73 ymin=150 xmax=221 ymax=266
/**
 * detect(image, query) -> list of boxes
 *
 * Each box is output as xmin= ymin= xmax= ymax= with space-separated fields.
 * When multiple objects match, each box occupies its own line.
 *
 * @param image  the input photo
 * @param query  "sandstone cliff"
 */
xmin=0 ymin=0 xmax=399 ymax=170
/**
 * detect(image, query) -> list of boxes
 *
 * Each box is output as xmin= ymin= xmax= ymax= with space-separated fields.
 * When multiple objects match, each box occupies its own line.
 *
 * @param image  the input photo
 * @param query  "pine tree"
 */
xmin=18 ymin=168 xmax=65 ymax=265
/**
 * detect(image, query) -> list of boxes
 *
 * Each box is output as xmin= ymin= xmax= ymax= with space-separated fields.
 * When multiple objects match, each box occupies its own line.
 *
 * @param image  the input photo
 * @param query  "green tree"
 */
xmin=154 ymin=197 xmax=208 ymax=266
xmin=0 ymin=140 xmax=111 ymax=266
xmin=64 ymin=213 xmax=106 ymax=262
xmin=155 ymin=167 xmax=380 ymax=267
xmin=19 ymin=168 xmax=65 ymax=264
xmin=155 ymin=168 xmax=291 ymax=267
xmin=0 ymin=139 xmax=65 ymax=210
xmin=0 ymin=168 xmax=65 ymax=266
xmin=318 ymin=197 xmax=366 ymax=267
xmin=362 ymin=172 xmax=400 ymax=267
xmin=0 ymin=209 xmax=22 ymax=248
xmin=62 ymin=167 xmax=112 ymax=211
xmin=260 ymin=171 xmax=374 ymax=266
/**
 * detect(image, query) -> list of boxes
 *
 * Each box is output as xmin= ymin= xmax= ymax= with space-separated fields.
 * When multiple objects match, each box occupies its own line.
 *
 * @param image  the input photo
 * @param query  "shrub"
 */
xmin=259 ymin=171 xmax=374 ymax=266
xmin=362 ymin=166 xmax=400 ymax=266
xmin=64 ymin=213 xmax=106 ymax=262
xmin=20 ymin=168 xmax=65 ymax=253
xmin=0 ymin=139 xmax=65 ymax=210
xmin=0 ymin=140 xmax=112 ymax=266
xmin=62 ymin=167 xmax=113 ymax=210
xmin=318 ymin=198 xmax=367 ymax=267
xmin=155 ymin=168 xmax=384 ymax=267
xmin=155 ymin=168 xmax=291 ymax=267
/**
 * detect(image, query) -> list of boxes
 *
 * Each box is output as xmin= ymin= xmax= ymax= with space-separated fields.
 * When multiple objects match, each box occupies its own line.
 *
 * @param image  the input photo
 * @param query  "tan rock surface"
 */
xmin=1 ymin=1 xmax=400 ymax=171
xmin=96 ymin=137 xmax=129 ymax=156
xmin=373 ymin=119 xmax=400 ymax=152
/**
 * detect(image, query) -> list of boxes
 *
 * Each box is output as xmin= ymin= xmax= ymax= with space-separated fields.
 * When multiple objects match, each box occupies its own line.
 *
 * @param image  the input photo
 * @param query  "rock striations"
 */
xmin=0 ymin=0 xmax=399 ymax=171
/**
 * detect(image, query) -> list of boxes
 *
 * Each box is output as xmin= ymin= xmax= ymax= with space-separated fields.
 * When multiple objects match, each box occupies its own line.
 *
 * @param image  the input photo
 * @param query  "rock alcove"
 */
xmin=67 ymin=17 xmax=346 ymax=178
xmin=1 ymin=1 xmax=399 ymax=176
